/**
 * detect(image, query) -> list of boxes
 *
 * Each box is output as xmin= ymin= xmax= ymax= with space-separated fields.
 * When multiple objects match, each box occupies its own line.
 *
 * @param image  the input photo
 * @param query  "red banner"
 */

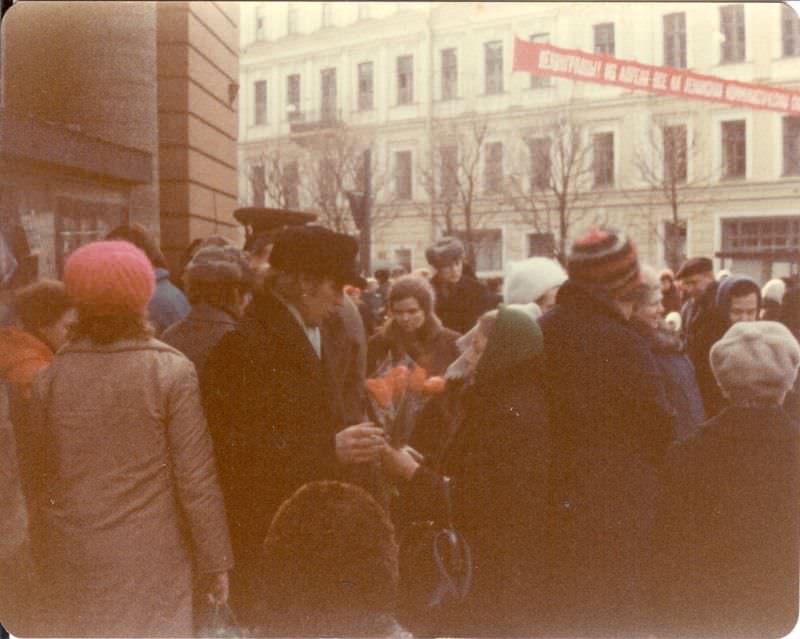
xmin=513 ymin=38 xmax=800 ymax=116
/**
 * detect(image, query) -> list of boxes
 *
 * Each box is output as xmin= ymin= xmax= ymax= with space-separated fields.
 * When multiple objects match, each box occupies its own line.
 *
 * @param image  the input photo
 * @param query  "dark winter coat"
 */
xmin=397 ymin=357 xmax=551 ymax=637
xmin=202 ymin=290 xmax=364 ymax=623
xmin=160 ymin=302 xmax=238 ymax=378
xmin=654 ymin=405 xmax=800 ymax=637
xmin=21 ymin=338 xmax=232 ymax=637
xmin=681 ymin=281 xmax=727 ymax=417
xmin=431 ymin=271 xmax=495 ymax=335
xmin=367 ymin=316 xmax=460 ymax=377
xmin=660 ymin=283 xmax=682 ymax=315
xmin=631 ymin=319 xmax=705 ymax=443
xmin=537 ymin=281 xmax=675 ymax=635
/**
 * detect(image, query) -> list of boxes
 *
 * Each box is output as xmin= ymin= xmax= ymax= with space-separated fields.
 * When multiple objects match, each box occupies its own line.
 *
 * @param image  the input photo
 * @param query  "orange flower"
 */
xmin=365 ymin=378 xmax=392 ymax=408
xmin=408 ymin=366 xmax=428 ymax=393
xmin=388 ymin=366 xmax=409 ymax=397
xmin=422 ymin=376 xmax=446 ymax=395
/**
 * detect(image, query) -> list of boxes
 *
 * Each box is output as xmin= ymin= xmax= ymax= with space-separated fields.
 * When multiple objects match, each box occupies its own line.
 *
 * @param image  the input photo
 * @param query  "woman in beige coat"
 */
xmin=20 ymin=241 xmax=233 ymax=637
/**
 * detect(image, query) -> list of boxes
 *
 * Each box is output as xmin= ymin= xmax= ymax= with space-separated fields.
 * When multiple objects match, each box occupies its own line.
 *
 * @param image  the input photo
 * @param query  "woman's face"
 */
xmin=633 ymin=287 xmax=663 ymax=329
xmin=390 ymin=296 xmax=426 ymax=333
xmin=38 ymin=307 xmax=77 ymax=352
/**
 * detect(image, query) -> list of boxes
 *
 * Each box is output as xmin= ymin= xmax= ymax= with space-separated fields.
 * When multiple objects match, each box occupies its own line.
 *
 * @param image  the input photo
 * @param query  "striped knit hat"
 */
xmin=567 ymin=227 xmax=642 ymax=299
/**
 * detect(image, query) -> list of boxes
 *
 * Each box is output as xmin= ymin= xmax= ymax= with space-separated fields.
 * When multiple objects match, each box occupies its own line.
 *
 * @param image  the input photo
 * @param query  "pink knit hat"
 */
xmin=64 ymin=241 xmax=155 ymax=316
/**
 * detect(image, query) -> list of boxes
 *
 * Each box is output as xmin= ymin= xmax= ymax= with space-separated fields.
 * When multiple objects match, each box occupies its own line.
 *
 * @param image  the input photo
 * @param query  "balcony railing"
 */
xmin=288 ymin=108 xmax=343 ymax=134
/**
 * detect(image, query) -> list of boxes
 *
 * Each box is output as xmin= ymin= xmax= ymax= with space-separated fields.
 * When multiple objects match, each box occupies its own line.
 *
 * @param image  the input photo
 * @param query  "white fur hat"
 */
xmin=762 ymin=278 xmax=787 ymax=305
xmin=710 ymin=321 xmax=800 ymax=402
xmin=503 ymin=257 xmax=567 ymax=305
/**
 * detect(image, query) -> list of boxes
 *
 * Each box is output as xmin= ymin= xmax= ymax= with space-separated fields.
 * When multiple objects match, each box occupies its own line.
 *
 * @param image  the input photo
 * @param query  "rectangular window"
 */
xmin=529 ymin=33 xmax=551 ymax=88
xmin=528 ymin=232 xmax=556 ymax=258
xmin=484 ymin=141 xmax=503 ymax=193
xmin=282 ymin=161 xmax=300 ymax=209
xmin=593 ymin=132 xmax=614 ymax=187
xmin=255 ymin=6 xmax=266 ymax=41
xmin=394 ymin=151 xmax=412 ymax=200
xmin=441 ymin=48 xmax=458 ymax=100
xmin=251 ymin=164 xmax=266 ymax=206
xmin=722 ymin=217 xmax=800 ymax=253
xmin=453 ymin=229 xmax=503 ymax=272
xmin=321 ymin=68 xmax=337 ymax=121
xmin=322 ymin=2 xmax=332 ymax=27
xmin=440 ymin=144 xmax=458 ymax=198
xmin=254 ymin=80 xmax=267 ymax=125
xmin=357 ymin=62 xmax=373 ymax=111
xmin=320 ymin=158 xmax=336 ymax=206
xmin=286 ymin=74 xmax=301 ymax=118
xmin=720 ymin=5 xmax=746 ymax=63
xmin=287 ymin=5 xmax=298 ymax=34
xmin=397 ymin=55 xmax=414 ymax=105
xmin=484 ymin=41 xmax=503 ymax=94
xmin=663 ymin=124 xmax=688 ymax=183
xmin=55 ymin=198 xmax=124 ymax=277
xmin=528 ymin=137 xmax=551 ymax=190
xmin=721 ymin=120 xmax=746 ymax=179
xmin=783 ymin=5 xmax=800 ymax=57
xmin=663 ymin=12 xmax=687 ymax=68
xmin=593 ymin=23 xmax=615 ymax=56
xmin=783 ymin=116 xmax=800 ymax=176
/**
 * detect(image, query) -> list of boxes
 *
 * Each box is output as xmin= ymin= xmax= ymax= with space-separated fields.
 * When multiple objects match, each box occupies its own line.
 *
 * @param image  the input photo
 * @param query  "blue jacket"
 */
xmin=148 ymin=268 xmax=190 ymax=336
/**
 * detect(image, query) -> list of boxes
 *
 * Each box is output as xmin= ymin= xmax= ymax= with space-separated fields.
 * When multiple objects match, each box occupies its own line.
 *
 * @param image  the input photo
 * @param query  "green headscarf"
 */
xmin=474 ymin=303 xmax=544 ymax=384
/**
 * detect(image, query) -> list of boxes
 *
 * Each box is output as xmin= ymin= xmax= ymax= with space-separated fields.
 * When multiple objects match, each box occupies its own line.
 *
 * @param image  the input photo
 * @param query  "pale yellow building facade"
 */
xmin=239 ymin=2 xmax=800 ymax=283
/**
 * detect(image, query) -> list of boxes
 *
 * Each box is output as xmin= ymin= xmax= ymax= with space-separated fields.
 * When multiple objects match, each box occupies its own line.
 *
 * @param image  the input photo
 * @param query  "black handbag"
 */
xmin=397 ymin=476 xmax=473 ymax=614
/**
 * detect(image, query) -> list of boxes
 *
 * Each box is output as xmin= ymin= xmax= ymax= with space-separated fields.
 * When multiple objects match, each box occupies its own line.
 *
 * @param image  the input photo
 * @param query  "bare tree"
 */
xmin=630 ymin=123 xmax=711 ymax=271
xmin=504 ymin=114 xmax=594 ymax=265
xmin=246 ymin=147 xmax=301 ymax=209
xmin=416 ymin=117 xmax=493 ymax=267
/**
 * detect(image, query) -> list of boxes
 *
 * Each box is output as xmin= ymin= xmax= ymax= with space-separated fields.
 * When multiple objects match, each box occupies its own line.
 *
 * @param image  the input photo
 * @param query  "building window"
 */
xmin=783 ymin=116 xmax=800 ymax=176
xmin=251 ymin=164 xmax=266 ymax=206
xmin=321 ymin=68 xmax=337 ymax=121
xmin=593 ymin=23 xmax=615 ymax=56
xmin=484 ymin=41 xmax=503 ymax=94
xmin=254 ymin=80 xmax=267 ymax=125
xmin=783 ymin=5 xmax=800 ymax=57
xmin=322 ymin=2 xmax=332 ymax=27
xmin=255 ymin=6 xmax=266 ymax=41
xmin=528 ymin=137 xmax=551 ymax=190
xmin=441 ymin=48 xmax=458 ymax=100
xmin=287 ymin=4 xmax=298 ymax=34
xmin=529 ymin=33 xmax=551 ymax=88
xmin=453 ymin=229 xmax=503 ymax=272
xmin=440 ymin=144 xmax=458 ymax=198
xmin=286 ymin=74 xmax=301 ymax=119
xmin=720 ymin=5 xmax=746 ymax=63
xmin=357 ymin=62 xmax=373 ymax=111
xmin=528 ymin=232 xmax=556 ymax=258
xmin=282 ymin=161 xmax=300 ymax=209
xmin=592 ymin=132 xmax=614 ymax=187
xmin=721 ymin=120 xmax=746 ymax=179
xmin=397 ymin=55 xmax=414 ymax=105
xmin=664 ymin=220 xmax=687 ymax=267
xmin=663 ymin=12 xmax=687 ymax=68
xmin=55 ymin=198 xmax=124 ymax=277
xmin=394 ymin=248 xmax=412 ymax=273
xmin=394 ymin=151 xmax=412 ymax=200
xmin=663 ymin=124 xmax=688 ymax=183
xmin=484 ymin=142 xmax=503 ymax=194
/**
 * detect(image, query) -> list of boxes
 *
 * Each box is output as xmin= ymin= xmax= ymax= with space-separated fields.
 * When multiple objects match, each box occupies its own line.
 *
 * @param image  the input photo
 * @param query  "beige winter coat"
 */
xmin=22 ymin=338 xmax=233 ymax=637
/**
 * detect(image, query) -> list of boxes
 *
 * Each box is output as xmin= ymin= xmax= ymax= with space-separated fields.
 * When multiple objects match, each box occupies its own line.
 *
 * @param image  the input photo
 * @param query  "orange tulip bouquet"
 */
xmin=365 ymin=355 xmax=446 ymax=448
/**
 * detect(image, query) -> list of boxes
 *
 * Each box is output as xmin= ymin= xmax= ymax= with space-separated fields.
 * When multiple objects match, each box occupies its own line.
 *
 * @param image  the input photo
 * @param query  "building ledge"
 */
xmin=0 ymin=108 xmax=153 ymax=184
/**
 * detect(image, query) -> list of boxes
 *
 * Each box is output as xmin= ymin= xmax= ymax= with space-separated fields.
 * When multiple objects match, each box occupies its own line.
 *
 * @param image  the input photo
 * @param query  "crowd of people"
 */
xmin=1 ymin=219 xmax=799 ymax=638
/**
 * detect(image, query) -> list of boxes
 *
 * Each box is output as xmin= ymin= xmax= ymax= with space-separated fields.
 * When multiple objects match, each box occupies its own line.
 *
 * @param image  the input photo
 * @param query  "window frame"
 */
xmin=484 ymin=141 xmax=504 ymax=194
xmin=357 ymin=61 xmax=374 ymax=111
xmin=253 ymin=80 xmax=267 ymax=126
xmin=662 ymin=124 xmax=688 ymax=183
xmin=441 ymin=48 xmax=458 ymax=101
xmin=528 ymin=136 xmax=552 ymax=191
xmin=782 ymin=4 xmax=800 ymax=57
xmin=529 ymin=33 xmax=552 ymax=88
xmin=394 ymin=150 xmax=413 ymax=200
xmin=396 ymin=55 xmax=414 ymax=105
xmin=721 ymin=119 xmax=747 ymax=180
xmin=484 ymin=40 xmax=504 ymax=95
xmin=592 ymin=131 xmax=615 ymax=188
xmin=719 ymin=4 xmax=746 ymax=64
xmin=662 ymin=12 xmax=687 ymax=69
xmin=593 ymin=22 xmax=615 ymax=56
xmin=782 ymin=116 xmax=800 ymax=176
